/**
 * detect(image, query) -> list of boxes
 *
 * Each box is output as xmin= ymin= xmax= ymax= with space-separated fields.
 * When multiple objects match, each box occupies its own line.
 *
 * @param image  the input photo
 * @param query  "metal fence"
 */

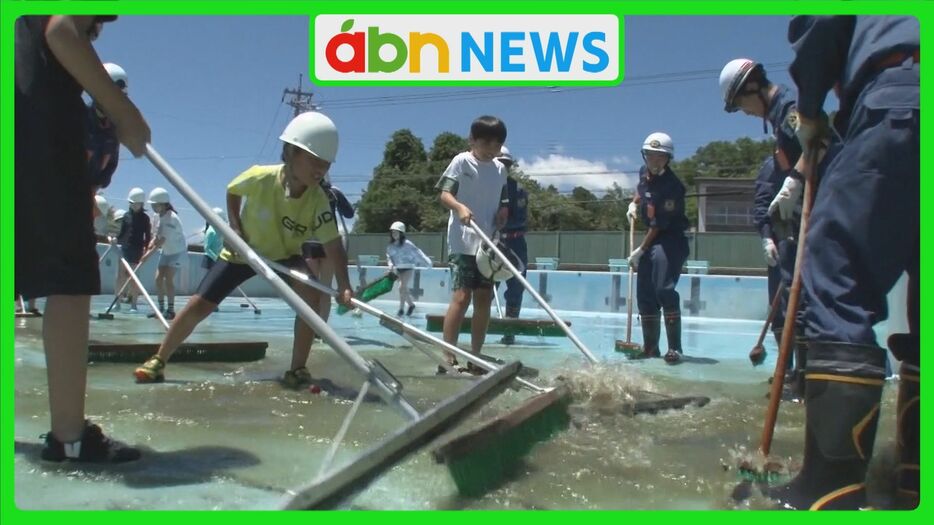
xmin=345 ymin=230 xmax=765 ymax=269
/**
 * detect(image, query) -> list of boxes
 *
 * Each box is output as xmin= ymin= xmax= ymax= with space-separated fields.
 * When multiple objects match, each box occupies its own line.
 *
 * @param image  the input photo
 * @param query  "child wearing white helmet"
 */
xmin=435 ymin=115 xmax=510 ymax=374
xmin=92 ymin=194 xmax=114 ymax=241
xmin=114 ymin=187 xmax=152 ymax=312
xmin=135 ymin=111 xmax=354 ymax=387
xmin=144 ymin=187 xmax=186 ymax=320
xmin=386 ymin=221 xmax=433 ymax=316
xmin=626 ymin=132 xmax=690 ymax=364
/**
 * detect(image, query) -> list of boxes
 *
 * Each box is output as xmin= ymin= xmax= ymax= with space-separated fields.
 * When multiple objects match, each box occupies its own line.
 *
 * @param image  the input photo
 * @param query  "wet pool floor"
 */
xmin=13 ymin=296 xmax=900 ymax=510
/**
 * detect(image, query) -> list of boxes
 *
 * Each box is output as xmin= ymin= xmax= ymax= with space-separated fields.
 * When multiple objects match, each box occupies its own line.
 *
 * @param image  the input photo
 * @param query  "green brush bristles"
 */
xmin=443 ymin=391 xmax=571 ymax=498
xmin=614 ymin=340 xmax=642 ymax=357
xmin=337 ymin=273 xmax=398 ymax=315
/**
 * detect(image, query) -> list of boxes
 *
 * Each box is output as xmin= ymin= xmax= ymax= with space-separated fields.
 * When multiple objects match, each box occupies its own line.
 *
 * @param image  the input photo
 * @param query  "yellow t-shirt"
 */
xmin=219 ymin=164 xmax=339 ymax=263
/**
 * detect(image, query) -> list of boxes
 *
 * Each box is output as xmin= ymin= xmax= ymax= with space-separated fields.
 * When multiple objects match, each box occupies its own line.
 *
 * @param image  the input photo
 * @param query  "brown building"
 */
xmin=694 ymin=177 xmax=757 ymax=233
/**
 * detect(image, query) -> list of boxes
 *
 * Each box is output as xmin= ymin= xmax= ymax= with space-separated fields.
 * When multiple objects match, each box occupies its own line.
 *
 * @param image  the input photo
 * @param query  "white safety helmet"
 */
xmin=476 ymin=240 xmax=524 ymax=282
xmin=94 ymin=195 xmax=110 ymax=217
xmin=279 ymin=111 xmax=339 ymax=164
xmin=719 ymin=58 xmax=763 ymax=113
xmin=212 ymin=207 xmax=228 ymax=222
xmin=103 ymin=63 xmax=128 ymax=91
xmin=148 ymin=187 xmax=170 ymax=205
xmin=642 ymin=132 xmax=674 ymax=157
xmin=389 ymin=221 xmax=406 ymax=233
xmin=113 ymin=208 xmax=126 ymax=222
xmin=127 ymin=187 xmax=146 ymax=204
xmin=496 ymin=145 xmax=515 ymax=166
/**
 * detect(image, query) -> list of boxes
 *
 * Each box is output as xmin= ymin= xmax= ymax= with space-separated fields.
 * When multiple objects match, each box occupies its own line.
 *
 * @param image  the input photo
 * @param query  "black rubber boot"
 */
xmin=767 ymin=341 xmax=886 ymax=510
xmin=633 ymin=313 xmax=661 ymax=359
xmin=889 ymin=334 xmax=919 ymax=509
xmin=663 ymin=311 xmax=682 ymax=364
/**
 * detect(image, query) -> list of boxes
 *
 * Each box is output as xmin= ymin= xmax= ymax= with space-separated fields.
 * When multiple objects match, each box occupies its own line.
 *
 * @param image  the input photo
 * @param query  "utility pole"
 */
xmin=282 ymin=73 xmax=317 ymax=116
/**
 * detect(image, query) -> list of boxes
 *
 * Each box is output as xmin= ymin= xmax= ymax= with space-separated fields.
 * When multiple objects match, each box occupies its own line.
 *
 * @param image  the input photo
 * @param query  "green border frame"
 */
xmin=1 ymin=0 xmax=930 ymax=522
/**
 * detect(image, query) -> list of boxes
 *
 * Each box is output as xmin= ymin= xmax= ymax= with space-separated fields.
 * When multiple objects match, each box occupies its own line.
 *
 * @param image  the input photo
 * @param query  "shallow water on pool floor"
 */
xmin=13 ymin=296 xmax=900 ymax=510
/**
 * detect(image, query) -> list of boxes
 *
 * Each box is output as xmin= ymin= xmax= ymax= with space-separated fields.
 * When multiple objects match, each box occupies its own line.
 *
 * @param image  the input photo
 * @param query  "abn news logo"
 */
xmin=313 ymin=15 xmax=620 ymax=83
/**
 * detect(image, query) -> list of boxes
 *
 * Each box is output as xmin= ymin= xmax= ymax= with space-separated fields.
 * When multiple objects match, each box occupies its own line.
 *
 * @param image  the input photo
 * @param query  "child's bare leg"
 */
xmin=471 ymin=287 xmax=493 ymax=355
xmin=443 ymin=289 xmax=471 ymax=364
xmin=290 ymin=281 xmax=322 ymax=371
xmin=164 ymin=266 xmax=176 ymax=311
xmin=44 ymin=295 xmax=91 ymax=442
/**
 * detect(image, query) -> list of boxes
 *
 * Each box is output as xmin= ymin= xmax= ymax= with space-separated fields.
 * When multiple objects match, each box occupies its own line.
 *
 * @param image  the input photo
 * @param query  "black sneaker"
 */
xmin=406 ymin=304 xmax=415 ymax=316
xmin=165 ymin=309 xmax=176 ymax=320
xmin=40 ymin=421 xmax=141 ymax=463
xmin=499 ymin=334 xmax=516 ymax=345
xmin=397 ymin=308 xmax=404 ymax=317
xmin=663 ymin=349 xmax=683 ymax=365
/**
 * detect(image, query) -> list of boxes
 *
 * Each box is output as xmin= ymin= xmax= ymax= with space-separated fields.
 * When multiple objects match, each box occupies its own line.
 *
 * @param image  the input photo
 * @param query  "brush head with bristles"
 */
xmin=433 ymin=387 xmax=572 ymax=498
xmin=749 ymin=344 xmax=767 ymax=366
xmin=615 ymin=340 xmax=642 ymax=357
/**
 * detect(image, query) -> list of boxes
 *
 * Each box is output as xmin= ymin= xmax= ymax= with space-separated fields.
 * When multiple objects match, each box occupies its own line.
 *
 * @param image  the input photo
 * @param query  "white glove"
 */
xmin=626 ymin=201 xmax=638 ymax=223
xmin=628 ymin=246 xmax=644 ymax=269
xmin=762 ymin=238 xmax=779 ymax=267
xmin=768 ymin=175 xmax=804 ymax=221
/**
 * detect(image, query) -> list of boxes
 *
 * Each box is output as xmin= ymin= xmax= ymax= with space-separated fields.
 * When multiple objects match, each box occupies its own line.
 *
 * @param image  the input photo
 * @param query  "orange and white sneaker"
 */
xmin=134 ymin=355 xmax=166 ymax=383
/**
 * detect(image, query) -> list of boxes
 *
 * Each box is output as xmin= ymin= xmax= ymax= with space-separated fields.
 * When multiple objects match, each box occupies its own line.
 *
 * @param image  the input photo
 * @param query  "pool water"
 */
xmin=13 ymin=282 xmax=906 ymax=510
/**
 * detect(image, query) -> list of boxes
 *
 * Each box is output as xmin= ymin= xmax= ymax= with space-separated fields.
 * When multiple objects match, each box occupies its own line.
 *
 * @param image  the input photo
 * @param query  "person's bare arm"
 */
xmin=322 ymin=238 xmax=354 ymax=306
xmin=440 ymin=191 xmax=472 ymax=224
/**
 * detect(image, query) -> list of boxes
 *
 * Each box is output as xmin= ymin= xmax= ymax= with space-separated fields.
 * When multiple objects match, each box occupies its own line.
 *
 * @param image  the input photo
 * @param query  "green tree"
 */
xmin=353 ymin=130 xmax=773 ymax=232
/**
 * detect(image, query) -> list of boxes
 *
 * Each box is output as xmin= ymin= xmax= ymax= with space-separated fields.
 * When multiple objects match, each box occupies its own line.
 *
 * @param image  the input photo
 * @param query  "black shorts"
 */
xmin=16 ymin=91 xmax=98 ymax=298
xmin=122 ymin=245 xmax=144 ymax=265
xmin=302 ymin=240 xmax=326 ymax=260
xmin=196 ymin=255 xmax=305 ymax=305
xmin=201 ymin=255 xmax=215 ymax=270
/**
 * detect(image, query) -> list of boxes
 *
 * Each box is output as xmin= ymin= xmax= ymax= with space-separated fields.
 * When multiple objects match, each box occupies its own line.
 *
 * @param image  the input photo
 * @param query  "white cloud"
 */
xmin=518 ymin=154 xmax=638 ymax=193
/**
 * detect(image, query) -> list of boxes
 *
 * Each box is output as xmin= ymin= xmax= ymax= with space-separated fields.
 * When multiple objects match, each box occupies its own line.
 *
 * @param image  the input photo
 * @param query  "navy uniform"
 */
xmin=86 ymin=103 xmax=120 ymax=191
xmin=633 ymin=165 xmax=690 ymax=360
xmin=719 ymin=60 xmax=811 ymax=377
xmin=769 ymin=16 xmax=920 ymax=510
xmin=501 ymin=176 xmax=528 ymax=319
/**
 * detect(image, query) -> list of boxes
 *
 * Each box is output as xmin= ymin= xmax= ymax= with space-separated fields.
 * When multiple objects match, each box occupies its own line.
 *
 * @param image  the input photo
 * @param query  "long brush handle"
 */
xmin=144 ymin=144 xmax=419 ymax=422
xmin=103 ymin=256 xmax=148 ymax=314
xmin=754 ymin=283 xmax=784 ymax=349
xmin=760 ymin=150 xmax=818 ymax=456
xmin=236 ymin=286 xmax=259 ymax=311
xmin=98 ymin=243 xmax=115 ymax=263
xmin=120 ymin=257 xmax=169 ymax=330
xmin=263 ymin=259 xmax=546 ymax=395
xmin=626 ymin=217 xmax=635 ymax=344
xmin=469 ymin=220 xmax=598 ymax=364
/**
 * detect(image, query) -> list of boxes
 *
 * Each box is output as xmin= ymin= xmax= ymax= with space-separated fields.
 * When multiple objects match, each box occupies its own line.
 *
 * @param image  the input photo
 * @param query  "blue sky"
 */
xmin=93 ymin=15 xmax=812 ymax=238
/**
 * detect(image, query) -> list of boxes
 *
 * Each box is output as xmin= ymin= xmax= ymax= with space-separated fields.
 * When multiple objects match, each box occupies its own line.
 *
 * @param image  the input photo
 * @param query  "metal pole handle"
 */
xmin=144 ymin=144 xmax=419 ymax=422
xmin=469 ymin=219 xmax=598 ymax=364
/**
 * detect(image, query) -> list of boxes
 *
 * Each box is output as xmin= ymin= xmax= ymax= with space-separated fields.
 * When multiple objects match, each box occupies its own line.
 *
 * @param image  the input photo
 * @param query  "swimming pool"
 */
xmin=13 ymin=256 xmax=908 ymax=509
